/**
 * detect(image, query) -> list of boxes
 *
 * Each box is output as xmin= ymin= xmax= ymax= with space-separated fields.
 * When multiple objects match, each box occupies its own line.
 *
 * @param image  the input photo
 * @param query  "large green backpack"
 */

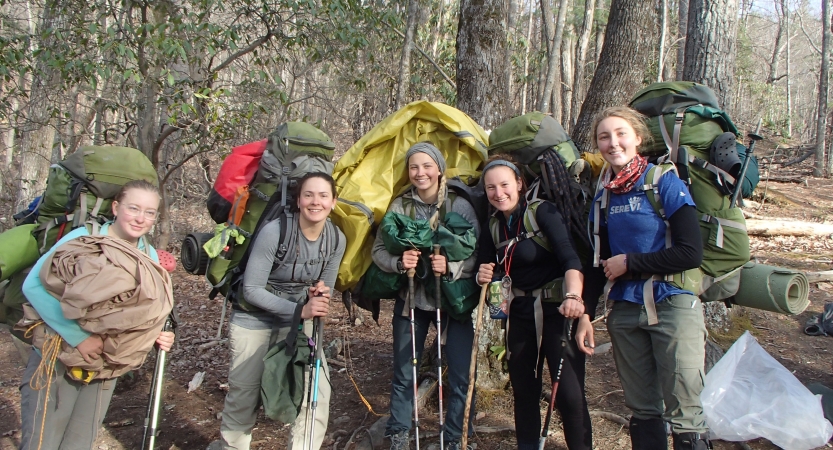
xmin=630 ymin=81 xmax=759 ymax=197
xmin=33 ymin=146 xmax=159 ymax=253
xmin=198 ymin=123 xmax=336 ymax=304
xmin=488 ymin=112 xmax=581 ymax=176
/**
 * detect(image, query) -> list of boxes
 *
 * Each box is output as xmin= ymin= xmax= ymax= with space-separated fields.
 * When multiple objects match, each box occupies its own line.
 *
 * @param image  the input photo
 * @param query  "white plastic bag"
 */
xmin=701 ymin=331 xmax=833 ymax=450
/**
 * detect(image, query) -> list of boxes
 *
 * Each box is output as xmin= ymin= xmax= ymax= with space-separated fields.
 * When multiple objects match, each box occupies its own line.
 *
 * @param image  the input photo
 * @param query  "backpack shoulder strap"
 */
xmin=523 ymin=200 xmax=551 ymax=252
xmin=639 ymin=163 xmax=677 ymax=222
xmin=270 ymin=211 xmax=296 ymax=273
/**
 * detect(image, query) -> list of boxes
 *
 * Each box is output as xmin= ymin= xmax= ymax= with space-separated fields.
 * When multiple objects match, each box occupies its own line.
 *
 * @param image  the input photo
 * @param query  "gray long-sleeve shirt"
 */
xmin=231 ymin=215 xmax=346 ymax=330
xmin=371 ymin=186 xmax=480 ymax=313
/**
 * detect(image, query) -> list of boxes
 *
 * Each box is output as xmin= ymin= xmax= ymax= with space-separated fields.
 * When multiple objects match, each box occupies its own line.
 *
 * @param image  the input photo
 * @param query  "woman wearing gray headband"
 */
xmin=372 ymin=142 xmax=481 ymax=450
xmin=476 ymin=154 xmax=594 ymax=450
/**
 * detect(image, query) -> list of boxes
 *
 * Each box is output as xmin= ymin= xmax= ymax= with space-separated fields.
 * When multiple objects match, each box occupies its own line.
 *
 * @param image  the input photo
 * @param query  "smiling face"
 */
xmin=297 ymin=175 xmax=336 ymax=226
xmin=595 ymin=116 xmax=643 ymax=173
xmin=483 ymin=165 xmax=522 ymax=217
xmin=408 ymin=152 xmax=441 ymax=198
xmin=110 ymin=188 xmax=160 ymax=244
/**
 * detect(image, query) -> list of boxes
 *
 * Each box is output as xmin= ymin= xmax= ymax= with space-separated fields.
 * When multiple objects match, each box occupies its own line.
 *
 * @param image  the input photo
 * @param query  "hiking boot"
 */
xmin=445 ymin=439 xmax=475 ymax=450
xmin=387 ymin=430 xmax=409 ymax=450
xmin=630 ymin=417 xmax=668 ymax=450
xmin=672 ymin=432 xmax=713 ymax=450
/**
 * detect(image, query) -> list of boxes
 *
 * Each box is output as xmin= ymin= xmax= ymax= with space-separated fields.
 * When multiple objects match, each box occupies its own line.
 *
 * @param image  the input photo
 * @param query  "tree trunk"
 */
xmin=561 ymin=34 xmax=574 ymax=131
xmin=456 ymin=0 xmax=509 ymax=130
xmin=785 ymin=0 xmax=792 ymax=138
xmin=571 ymin=0 xmax=658 ymax=152
xmin=658 ymin=0 xmax=668 ymax=82
xmin=15 ymin=0 xmax=61 ymax=211
xmin=683 ymin=0 xmax=738 ymax=109
xmin=395 ymin=0 xmax=420 ymax=110
xmin=816 ymin=0 xmax=831 ymax=178
xmin=505 ymin=0 xmax=518 ymax=115
xmin=767 ymin=0 xmax=787 ymax=85
xmin=456 ymin=0 xmax=510 ymax=390
xmin=745 ymin=219 xmax=833 ymax=236
xmin=593 ymin=0 xmax=606 ymax=64
xmin=539 ymin=0 xmax=570 ymax=119
xmin=521 ymin=2 xmax=535 ymax=114
xmin=676 ymin=0 xmax=688 ymax=80
xmin=570 ymin=0 xmax=596 ymax=129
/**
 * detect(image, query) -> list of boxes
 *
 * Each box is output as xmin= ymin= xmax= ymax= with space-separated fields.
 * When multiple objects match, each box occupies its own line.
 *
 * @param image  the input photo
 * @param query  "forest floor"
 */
xmin=1 ymin=150 xmax=832 ymax=450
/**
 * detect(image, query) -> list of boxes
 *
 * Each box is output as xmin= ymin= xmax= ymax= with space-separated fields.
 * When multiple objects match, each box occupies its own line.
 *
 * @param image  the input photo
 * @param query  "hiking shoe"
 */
xmin=672 ymin=432 xmax=713 ymax=450
xmin=445 ymin=440 xmax=475 ymax=450
xmin=387 ymin=430 xmax=409 ymax=450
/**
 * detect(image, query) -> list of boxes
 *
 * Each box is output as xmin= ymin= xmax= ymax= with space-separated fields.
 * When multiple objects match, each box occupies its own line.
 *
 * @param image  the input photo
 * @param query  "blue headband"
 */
xmin=482 ymin=160 xmax=521 ymax=177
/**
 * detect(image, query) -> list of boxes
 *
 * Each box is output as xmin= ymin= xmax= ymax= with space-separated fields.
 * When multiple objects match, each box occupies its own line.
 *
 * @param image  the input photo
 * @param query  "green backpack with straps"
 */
xmin=629 ymin=82 xmax=753 ymax=302
xmin=200 ymin=123 xmax=336 ymax=300
xmin=33 ymin=146 xmax=159 ymax=254
xmin=487 ymin=112 xmax=580 ymax=170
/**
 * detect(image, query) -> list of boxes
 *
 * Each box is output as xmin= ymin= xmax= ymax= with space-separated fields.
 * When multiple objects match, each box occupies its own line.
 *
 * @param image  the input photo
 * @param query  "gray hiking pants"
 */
xmin=19 ymin=351 xmax=116 ymax=450
xmin=607 ymin=293 xmax=708 ymax=434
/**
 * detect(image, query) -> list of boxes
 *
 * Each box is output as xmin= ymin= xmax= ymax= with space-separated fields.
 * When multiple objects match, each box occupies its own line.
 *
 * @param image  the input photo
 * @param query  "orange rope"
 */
xmin=342 ymin=329 xmax=384 ymax=417
xmin=28 ymin=330 xmax=63 ymax=450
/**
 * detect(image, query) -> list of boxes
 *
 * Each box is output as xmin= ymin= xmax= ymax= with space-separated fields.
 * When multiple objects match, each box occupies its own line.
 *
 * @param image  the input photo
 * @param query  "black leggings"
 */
xmin=506 ymin=309 xmax=592 ymax=449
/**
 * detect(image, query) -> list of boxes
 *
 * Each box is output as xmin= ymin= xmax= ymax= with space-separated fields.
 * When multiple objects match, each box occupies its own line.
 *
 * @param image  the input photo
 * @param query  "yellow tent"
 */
xmin=331 ymin=101 xmax=488 ymax=291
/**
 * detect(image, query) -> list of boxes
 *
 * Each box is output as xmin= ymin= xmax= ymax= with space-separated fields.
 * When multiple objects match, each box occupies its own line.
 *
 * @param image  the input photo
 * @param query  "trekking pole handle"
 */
xmin=730 ymin=118 xmax=763 ymax=208
xmin=433 ymin=244 xmax=442 ymax=276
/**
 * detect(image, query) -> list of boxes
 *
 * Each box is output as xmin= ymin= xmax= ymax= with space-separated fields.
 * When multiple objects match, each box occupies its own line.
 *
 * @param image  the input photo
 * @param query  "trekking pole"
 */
xmin=539 ymin=317 xmax=574 ymax=450
xmin=407 ymin=266 xmax=421 ymax=450
xmin=730 ymin=118 xmax=763 ymax=208
xmin=460 ymin=282 xmax=489 ymax=450
xmin=306 ymin=317 xmax=324 ymax=450
xmin=303 ymin=314 xmax=319 ymax=449
xmin=142 ymin=317 xmax=174 ymax=450
xmin=433 ymin=244 xmax=445 ymax=449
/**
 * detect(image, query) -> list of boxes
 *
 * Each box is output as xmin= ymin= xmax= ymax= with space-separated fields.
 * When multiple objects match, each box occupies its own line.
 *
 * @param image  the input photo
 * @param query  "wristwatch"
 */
xmin=396 ymin=258 xmax=406 ymax=273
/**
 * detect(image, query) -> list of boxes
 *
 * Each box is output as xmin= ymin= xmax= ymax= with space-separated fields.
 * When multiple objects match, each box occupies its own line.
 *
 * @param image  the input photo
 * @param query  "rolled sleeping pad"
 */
xmin=0 ymin=224 xmax=40 ymax=282
xmin=733 ymin=262 xmax=810 ymax=315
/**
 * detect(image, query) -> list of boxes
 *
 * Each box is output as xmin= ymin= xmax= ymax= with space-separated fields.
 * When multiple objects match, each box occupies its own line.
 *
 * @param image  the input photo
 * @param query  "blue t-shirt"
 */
xmin=590 ymin=164 xmax=696 ymax=304
xmin=22 ymin=224 xmax=158 ymax=347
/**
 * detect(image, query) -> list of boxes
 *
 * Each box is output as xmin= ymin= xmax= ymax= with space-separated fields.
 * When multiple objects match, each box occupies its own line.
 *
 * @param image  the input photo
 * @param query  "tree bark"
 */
xmin=683 ymin=0 xmax=739 ymax=109
xmin=521 ymin=1 xmax=535 ymax=114
xmin=395 ymin=0 xmax=420 ymax=110
xmin=816 ymin=0 xmax=831 ymax=177
xmin=15 ymin=0 xmax=61 ymax=211
xmin=571 ymin=0 xmax=659 ymax=152
xmin=561 ymin=34 xmax=574 ymax=131
xmin=676 ymin=0 xmax=688 ymax=80
xmin=456 ymin=0 xmax=509 ymax=130
xmin=658 ymin=0 xmax=668 ymax=82
xmin=593 ymin=0 xmax=606 ymax=64
xmin=745 ymin=219 xmax=833 ymax=236
xmin=505 ymin=0 xmax=518 ymax=115
xmin=570 ymin=0 xmax=596 ymax=129
xmin=767 ymin=0 xmax=787 ymax=85
xmin=538 ymin=0 xmax=570 ymax=119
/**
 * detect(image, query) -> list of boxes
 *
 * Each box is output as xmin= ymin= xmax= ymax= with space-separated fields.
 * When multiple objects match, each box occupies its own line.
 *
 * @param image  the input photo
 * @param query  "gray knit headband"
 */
xmin=405 ymin=142 xmax=447 ymax=173
xmin=482 ymin=159 xmax=521 ymax=177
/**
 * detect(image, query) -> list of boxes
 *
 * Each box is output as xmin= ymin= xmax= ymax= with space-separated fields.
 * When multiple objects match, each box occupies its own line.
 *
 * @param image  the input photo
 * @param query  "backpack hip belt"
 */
xmin=510 ymin=277 xmax=564 ymax=303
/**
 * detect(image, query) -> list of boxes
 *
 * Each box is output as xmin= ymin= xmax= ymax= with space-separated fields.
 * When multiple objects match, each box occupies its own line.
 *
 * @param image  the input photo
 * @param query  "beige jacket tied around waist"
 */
xmin=38 ymin=235 xmax=174 ymax=379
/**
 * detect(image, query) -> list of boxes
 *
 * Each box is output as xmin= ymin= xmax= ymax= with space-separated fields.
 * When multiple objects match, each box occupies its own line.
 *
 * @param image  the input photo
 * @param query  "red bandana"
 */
xmin=604 ymin=155 xmax=648 ymax=194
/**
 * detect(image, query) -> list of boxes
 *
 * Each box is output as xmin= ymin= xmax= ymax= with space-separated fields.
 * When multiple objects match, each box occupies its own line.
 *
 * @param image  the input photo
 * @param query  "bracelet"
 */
xmin=564 ymin=292 xmax=584 ymax=304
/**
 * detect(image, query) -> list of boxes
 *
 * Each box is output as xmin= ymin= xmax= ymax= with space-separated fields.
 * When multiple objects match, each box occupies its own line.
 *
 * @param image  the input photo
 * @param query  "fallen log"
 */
xmin=745 ymin=219 xmax=833 ymax=236
xmin=806 ymin=270 xmax=833 ymax=283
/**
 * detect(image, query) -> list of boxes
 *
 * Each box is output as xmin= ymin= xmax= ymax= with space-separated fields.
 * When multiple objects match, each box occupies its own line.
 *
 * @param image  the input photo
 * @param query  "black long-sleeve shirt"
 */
xmin=477 ymin=200 xmax=590 ymax=319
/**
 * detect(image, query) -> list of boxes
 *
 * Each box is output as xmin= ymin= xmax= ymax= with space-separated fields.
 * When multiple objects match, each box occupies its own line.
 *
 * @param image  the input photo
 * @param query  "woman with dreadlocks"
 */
xmin=584 ymin=106 xmax=708 ymax=450
xmin=476 ymin=153 xmax=594 ymax=450
xmin=372 ymin=142 xmax=480 ymax=450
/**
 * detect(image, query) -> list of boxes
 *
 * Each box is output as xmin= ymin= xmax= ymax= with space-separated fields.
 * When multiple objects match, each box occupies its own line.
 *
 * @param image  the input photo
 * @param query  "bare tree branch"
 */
xmin=383 ymin=21 xmax=456 ymax=90
xmin=797 ymin=12 xmax=822 ymax=55
xmin=211 ymin=31 xmax=275 ymax=74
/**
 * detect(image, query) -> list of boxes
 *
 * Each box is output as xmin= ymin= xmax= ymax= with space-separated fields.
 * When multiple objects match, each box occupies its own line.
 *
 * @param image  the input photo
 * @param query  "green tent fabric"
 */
xmin=362 ymin=211 xmax=479 ymax=320
xmin=261 ymin=326 xmax=311 ymax=424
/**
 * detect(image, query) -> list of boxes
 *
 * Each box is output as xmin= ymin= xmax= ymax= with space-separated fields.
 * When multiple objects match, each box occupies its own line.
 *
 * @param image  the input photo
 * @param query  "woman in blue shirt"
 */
xmin=584 ymin=106 xmax=709 ymax=450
